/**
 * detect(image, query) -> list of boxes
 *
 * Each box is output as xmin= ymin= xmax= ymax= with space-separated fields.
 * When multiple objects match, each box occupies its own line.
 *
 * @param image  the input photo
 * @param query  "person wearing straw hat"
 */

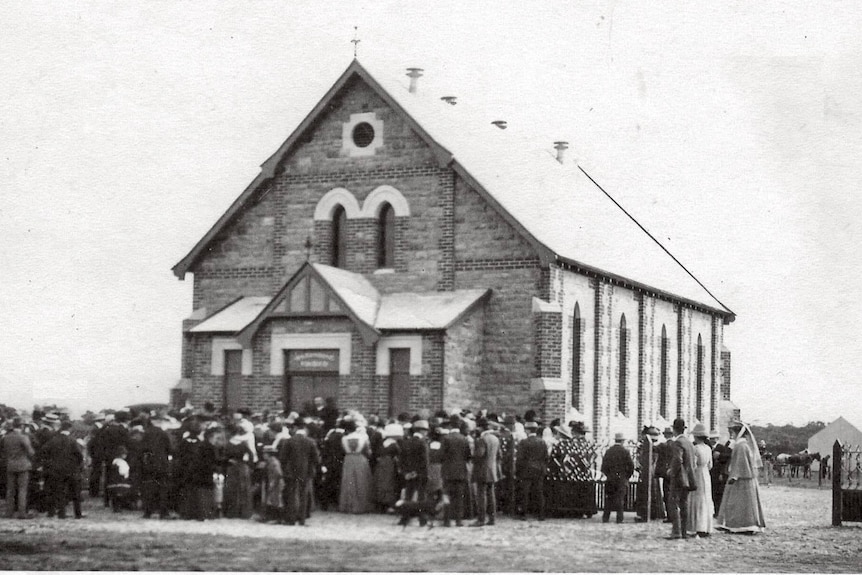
xmin=601 ymin=432 xmax=634 ymax=523
xmin=687 ymin=423 xmax=714 ymax=537
xmin=470 ymin=417 xmax=501 ymax=527
xmin=716 ymin=419 xmax=766 ymax=533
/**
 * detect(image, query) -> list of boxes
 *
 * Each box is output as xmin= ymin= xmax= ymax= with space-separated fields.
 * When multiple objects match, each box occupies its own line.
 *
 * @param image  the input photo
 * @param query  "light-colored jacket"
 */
xmin=1 ymin=430 xmax=35 ymax=472
xmin=472 ymin=430 xmax=501 ymax=483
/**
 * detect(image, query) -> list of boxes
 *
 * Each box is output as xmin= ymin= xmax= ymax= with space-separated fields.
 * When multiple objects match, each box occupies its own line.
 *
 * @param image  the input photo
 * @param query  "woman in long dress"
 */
xmin=223 ymin=424 xmax=255 ymax=519
xmin=339 ymin=419 xmax=373 ymax=514
xmin=687 ymin=423 xmax=714 ymax=536
xmin=373 ymin=423 xmax=402 ymax=512
xmin=635 ymin=426 xmax=665 ymax=522
xmin=716 ymin=420 xmax=766 ymax=533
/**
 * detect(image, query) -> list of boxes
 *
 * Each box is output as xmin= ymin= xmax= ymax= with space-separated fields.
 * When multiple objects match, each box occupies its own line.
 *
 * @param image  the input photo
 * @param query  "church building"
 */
xmin=172 ymin=59 xmax=735 ymax=441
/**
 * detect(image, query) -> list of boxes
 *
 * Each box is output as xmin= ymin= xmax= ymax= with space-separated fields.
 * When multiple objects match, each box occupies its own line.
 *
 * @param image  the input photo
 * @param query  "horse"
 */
xmin=787 ymin=451 xmax=821 ymax=479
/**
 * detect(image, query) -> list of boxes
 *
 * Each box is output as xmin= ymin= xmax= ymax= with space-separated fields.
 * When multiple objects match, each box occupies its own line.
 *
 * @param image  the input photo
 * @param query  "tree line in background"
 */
xmin=750 ymin=421 xmax=826 ymax=454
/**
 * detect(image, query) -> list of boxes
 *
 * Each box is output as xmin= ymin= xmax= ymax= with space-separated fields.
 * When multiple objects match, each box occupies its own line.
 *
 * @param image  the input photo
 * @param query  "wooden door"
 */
xmin=388 ymin=348 xmax=411 ymax=417
xmin=224 ymin=350 xmax=243 ymax=413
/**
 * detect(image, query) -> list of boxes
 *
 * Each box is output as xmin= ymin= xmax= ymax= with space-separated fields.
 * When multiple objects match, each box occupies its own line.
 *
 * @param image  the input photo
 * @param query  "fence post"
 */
xmin=833 ymin=439 xmax=842 ymax=527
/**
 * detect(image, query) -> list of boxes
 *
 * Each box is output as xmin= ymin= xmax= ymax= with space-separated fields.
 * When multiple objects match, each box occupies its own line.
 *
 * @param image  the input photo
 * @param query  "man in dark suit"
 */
xmin=471 ymin=418 xmax=501 ymax=527
xmin=440 ymin=415 xmax=471 ymax=527
xmin=398 ymin=419 xmax=430 ymax=526
xmin=516 ymin=421 xmax=548 ymax=521
xmin=139 ymin=413 xmax=173 ymax=519
xmin=601 ymin=432 xmax=634 ymax=524
xmin=87 ymin=414 xmax=107 ymax=497
xmin=278 ymin=418 xmax=320 ymax=525
xmin=1 ymin=418 xmax=35 ymax=518
xmin=666 ymin=418 xmax=697 ymax=539
xmin=41 ymin=421 xmax=84 ymax=519
xmin=100 ymin=412 xmax=130 ymax=508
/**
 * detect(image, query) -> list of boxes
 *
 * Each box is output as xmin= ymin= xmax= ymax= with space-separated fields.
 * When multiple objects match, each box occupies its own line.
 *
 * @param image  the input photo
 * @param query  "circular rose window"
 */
xmin=352 ymin=122 xmax=375 ymax=148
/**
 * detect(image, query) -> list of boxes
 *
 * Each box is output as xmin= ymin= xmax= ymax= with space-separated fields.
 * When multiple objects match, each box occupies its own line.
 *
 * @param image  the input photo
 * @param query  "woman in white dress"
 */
xmin=687 ymin=423 xmax=714 ymax=537
xmin=339 ymin=418 xmax=373 ymax=514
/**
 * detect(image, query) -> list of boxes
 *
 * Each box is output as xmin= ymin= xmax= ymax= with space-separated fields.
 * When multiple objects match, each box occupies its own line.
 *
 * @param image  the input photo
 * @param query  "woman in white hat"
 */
xmin=373 ymin=422 xmax=403 ymax=512
xmin=687 ymin=423 xmax=714 ymax=537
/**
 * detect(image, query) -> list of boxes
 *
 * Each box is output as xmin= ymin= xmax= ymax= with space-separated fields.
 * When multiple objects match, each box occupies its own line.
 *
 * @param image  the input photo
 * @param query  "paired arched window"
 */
xmin=618 ymin=314 xmax=628 ymax=416
xmin=572 ymin=303 xmax=582 ymax=410
xmin=331 ymin=206 xmax=347 ymax=268
xmin=696 ymin=334 xmax=704 ymax=422
xmin=377 ymin=202 xmax=395 ymax=268
xmin=660 ymin=325 xmax=669 ymax=419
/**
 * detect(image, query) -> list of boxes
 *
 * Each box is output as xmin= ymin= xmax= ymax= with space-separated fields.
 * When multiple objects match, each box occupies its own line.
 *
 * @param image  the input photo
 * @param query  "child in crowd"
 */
xmin=106 ymin=445 xmax=133 ymax=512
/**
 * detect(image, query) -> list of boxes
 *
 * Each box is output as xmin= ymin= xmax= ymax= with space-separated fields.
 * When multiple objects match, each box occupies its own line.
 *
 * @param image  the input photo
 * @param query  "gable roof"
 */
xmin=173 ymin=59 xmax=734 ymax=319
xmin=189 ymin=296 xmax=271 ymax=333
xmin=235 ymin=263 xmax=490 ymax=347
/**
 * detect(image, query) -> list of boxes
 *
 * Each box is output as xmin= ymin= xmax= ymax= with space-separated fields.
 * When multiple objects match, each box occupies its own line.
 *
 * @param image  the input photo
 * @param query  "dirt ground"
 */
xmin=0 ymin=482 xmax=860 ymax=572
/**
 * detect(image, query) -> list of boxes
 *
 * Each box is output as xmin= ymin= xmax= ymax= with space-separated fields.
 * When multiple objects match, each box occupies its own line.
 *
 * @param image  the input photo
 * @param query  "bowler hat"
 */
xmin=672 ymin=418 xmax=686 ymax=431
xmin=614 ymin=432 xmax=626 ymax=442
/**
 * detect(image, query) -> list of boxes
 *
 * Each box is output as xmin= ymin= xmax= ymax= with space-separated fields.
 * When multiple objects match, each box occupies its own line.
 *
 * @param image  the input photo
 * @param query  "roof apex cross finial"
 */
xmin=351 ymin=26 xmax=360 ymax=59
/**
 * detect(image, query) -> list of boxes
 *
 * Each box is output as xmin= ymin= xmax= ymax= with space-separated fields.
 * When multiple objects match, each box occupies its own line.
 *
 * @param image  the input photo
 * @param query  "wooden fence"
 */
xmin=832 ymin=439 xmax=862 ymax=525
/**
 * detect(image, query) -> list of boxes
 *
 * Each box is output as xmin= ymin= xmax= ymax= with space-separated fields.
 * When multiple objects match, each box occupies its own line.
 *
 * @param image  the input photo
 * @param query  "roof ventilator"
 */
xmin=554 ymin=141 xmax=569 ymax=164
xmin=406 ymin=68 xmax=423 ymax=93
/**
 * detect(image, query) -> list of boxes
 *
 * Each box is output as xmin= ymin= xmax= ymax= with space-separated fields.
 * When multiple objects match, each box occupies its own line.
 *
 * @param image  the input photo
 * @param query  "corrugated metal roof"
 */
xmin=368 ymin=63 xmax=732 ymax=314
xmin=189 ymin=296 xmax=271 ymax=333
xmin=376 ymin=289 xmax=489 ymax=330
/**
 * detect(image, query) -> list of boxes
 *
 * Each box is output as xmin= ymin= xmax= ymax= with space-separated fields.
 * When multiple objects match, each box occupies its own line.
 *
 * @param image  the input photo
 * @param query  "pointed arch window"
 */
xmin=377 ymin=202 xmax=395 ymax=268
xmin=696 ymin=334 xmax=704 ymax=422
xmin=618 ymin=314 xmax=629 ymax=416
xmin=572 ymin=303 xmax=583 ymax=410
xmin=660 ymin=325 xmax=669 ymax=419
xmin=332 ymin=206 xmax=347 ymax=268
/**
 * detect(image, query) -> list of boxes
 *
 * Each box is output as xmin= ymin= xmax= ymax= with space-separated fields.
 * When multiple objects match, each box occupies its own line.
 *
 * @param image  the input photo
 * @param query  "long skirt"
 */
xmin=716 ymin=478 xmax=765 ymax=533
xmin=339 ymin=453 xmax=373 ymax=514
xmin=373 ymin=455 xmax=399 ymax=509
xmin=223 ymin=462 xmax=253 ymax=519
xmin=636 ymin=476 xmax=666 ymax=520
xmin=687 ymin=467 xmax=714 ymax=534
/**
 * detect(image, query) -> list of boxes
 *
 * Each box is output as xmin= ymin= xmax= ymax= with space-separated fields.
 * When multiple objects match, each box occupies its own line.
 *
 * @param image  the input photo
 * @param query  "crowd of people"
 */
xmin=0 ymin=399 xmax=766 ymax=539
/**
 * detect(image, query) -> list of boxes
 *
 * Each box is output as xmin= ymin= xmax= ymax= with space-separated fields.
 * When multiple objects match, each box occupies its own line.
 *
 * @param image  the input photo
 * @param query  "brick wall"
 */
xmin=443 ymin=308 xmax=485 ymax=410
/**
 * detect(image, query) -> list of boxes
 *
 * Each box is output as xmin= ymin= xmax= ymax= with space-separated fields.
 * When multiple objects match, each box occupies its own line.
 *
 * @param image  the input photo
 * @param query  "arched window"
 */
xmin=572 ymin=303 xmax=582 ymax=410
xmin=618 ymin=314 xmax=628 ymax=416
xmin=696 ymin=334 xmax=704 ymax=422
xmin=332 ymin=206 xmax=347 ymax=268
xmin=660 ymin=325 xmax=669 ymax=419
xmin=377 ymin=202 xmax=395 ymax=268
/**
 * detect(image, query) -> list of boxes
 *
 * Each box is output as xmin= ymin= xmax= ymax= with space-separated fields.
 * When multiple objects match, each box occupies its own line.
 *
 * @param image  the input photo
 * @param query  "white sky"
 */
xmin=2 ymin=1 xmax=861 ymax=426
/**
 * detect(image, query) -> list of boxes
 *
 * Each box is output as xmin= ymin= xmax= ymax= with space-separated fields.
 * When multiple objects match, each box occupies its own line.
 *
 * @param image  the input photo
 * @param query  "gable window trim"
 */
xmin=211 ymin=338 xmax=253 ymax=376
